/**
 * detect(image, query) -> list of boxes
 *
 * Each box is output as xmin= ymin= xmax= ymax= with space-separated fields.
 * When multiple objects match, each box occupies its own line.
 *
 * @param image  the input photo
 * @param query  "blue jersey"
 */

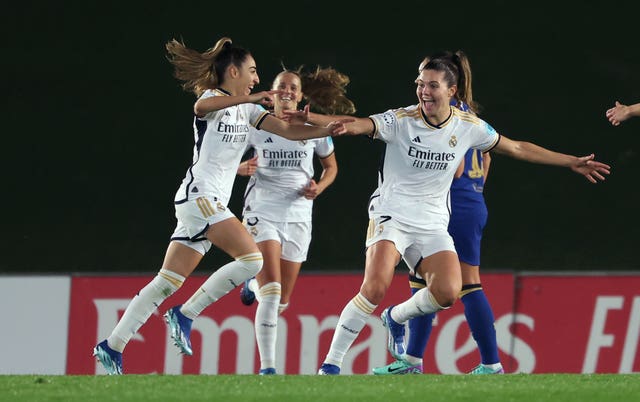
xmin=450 ymin=148 xmax=487 ymax=203
xmin=448 ymin=100 xmax=488 ymax=266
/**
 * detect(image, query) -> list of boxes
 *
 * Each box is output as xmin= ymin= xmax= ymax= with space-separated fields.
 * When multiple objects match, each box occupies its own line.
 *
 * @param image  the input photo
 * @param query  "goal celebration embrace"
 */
xmin=93 ymin=36 xmax=610 ymax=376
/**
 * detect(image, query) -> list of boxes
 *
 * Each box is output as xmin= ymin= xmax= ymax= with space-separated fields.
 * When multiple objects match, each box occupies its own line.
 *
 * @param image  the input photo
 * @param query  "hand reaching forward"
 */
xmin=570 ymin=154 xmax=611 ymax=183
xmin=237 ymin=155 xmax=258 ymax=176
xmin=605 ymin=101 xmax=640 ymax=126
xmin=248 ymin=90 xmax=283 ymax=109
xmin=327 ymin=118 xmax=356 ymax=136
xmin=300 ymin=179 xmax=321 ymax=200
xmin=606 ymin=101 xmax=628 ymax=126
xmin=281 ymin=104 xmax=310 ymax=125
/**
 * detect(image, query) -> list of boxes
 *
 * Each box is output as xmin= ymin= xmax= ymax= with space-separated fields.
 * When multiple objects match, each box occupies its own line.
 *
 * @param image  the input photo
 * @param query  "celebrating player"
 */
xmin=302 ymin=51 xmax=609 ymax=375
xmin=236 ymin=66 xmax=354 ymax=374
xmin=373 ymin=52 xmax=503 ymax=375
xmin=92 ymin=37 xmax=346 ymax=375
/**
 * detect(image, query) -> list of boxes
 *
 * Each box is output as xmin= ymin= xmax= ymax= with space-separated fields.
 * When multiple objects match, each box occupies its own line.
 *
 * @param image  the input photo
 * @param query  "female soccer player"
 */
xmin=310 ymin=51 xmax=610 ymax=375
xmin=92 ymin=37 xmax=346 ymax=375
xmin=373 ymin=52 xmax=502 ymax=375
xmin=234 ymin=66 xmax=354 ymax=375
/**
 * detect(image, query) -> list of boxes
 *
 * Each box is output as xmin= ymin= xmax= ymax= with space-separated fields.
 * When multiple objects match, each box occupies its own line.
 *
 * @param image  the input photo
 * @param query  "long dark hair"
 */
xmin=166 ymin=37 xmax=252 ymax=96
xmin=422 ymin=50 xmax=480 ymax=114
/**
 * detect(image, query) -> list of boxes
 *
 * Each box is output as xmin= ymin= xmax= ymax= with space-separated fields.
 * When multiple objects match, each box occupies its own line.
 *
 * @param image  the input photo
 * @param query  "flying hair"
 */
xmin=165 ymin=37 xmax=233 ymax=96
xmin=279 ymin=63 xmax=356 ymax=115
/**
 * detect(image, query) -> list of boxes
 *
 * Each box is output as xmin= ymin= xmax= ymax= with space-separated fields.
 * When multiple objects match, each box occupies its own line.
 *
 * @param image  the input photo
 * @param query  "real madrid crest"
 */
xmin=449 ymin=135 xmax=458 ymax=148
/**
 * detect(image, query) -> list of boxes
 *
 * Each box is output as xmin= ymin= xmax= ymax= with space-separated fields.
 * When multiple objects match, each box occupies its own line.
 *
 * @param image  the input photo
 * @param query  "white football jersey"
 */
xmin=174 ymin=89 xmax=269 ymax=206
xmin=368 ymin=104 xmax=499 ymax=230
xmin=243 ymin=127 xmax=334 ymax=222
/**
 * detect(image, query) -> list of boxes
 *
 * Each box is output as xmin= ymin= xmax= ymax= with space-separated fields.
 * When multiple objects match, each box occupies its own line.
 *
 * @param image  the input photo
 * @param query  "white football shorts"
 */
xmin=170 ymin=196 xmax=236 ymax=255
xmin=243 ymin=216 xmax=311 ymax=263
xmin=365 ymin=214 xmax=455 ymax=276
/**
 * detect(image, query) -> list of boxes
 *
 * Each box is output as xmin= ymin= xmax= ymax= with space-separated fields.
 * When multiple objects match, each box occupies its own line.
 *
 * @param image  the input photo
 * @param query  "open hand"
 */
xmin=282 ymin=105 xmax=310 ymax=125
xmin=605 ymin=101 xmax=629 ymax=126
xmin=570 ymin=154 xmax=611 ymax=183
xmin=327 ymin=118 xmax=356 ymax=136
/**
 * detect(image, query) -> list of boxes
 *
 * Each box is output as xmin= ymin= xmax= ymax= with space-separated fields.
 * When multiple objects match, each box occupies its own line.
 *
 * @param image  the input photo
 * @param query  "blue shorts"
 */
xmin=448 ymin=199 xmax=487 ymax=266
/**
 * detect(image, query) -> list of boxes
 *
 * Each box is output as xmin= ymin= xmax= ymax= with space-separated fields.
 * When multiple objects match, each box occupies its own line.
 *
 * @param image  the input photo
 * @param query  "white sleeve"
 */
xmin=197 ymin=90 xmax=217 ymax=120
xmin=314 ymin=137 xmax=335 ymax=158
xmin=472 ymin=118 xmax=501 ymax=152
xmin=369 ymin=109 xmax=399 ymax=144
xmin=247 ymin=103 xmax=270 ymax=128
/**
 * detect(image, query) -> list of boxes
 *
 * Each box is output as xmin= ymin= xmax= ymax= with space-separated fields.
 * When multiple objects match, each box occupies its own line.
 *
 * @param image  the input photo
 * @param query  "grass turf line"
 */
xmin=1 ymin=374 xmax=639 ymax=402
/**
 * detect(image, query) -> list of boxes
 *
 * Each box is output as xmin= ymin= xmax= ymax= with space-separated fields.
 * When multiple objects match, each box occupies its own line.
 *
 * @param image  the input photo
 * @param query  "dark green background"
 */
xmin=5 ymin=1 xmax=639 ymax=273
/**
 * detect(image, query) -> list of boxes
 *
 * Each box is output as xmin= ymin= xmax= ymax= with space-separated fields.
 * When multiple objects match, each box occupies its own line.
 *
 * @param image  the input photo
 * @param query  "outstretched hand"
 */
xmin=327 ymin=118 xmax=356 ymax=136
xmin=570 ymin=154 xmax=611 ymax=183
xmin=282 ymin=105 xmax=310 ymax=125
xmin=605 ymin=101 xmax=629 ymax=126
xmin=249 ymin=90 xmax=283 ymax=109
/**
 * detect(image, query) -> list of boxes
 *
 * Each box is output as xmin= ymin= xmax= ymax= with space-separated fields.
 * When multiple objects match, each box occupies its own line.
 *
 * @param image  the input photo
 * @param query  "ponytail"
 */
xmin=423 ymin=50 xmax=480 ymax=114
xmin=166 ymin=37 xmax=250 ymax=97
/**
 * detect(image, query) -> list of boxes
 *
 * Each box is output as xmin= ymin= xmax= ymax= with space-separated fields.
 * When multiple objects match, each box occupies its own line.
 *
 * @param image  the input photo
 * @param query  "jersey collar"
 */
xmin=420 ymin=105 xmax=453 ymax=129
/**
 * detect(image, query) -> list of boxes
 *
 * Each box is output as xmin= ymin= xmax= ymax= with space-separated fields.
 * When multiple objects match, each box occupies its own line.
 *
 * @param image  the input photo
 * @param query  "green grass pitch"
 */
xmin=1 ymin=374 xmax=639 ymax=402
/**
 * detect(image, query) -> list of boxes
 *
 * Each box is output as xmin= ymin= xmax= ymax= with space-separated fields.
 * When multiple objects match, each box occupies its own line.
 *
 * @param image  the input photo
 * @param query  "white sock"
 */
xmin=108 ymin=269 xmax=184 ymax=352
xmin=404 ymin=355 xmax=423 ymax=365
xmin=181 ymin=252 xmax=262 ymax=319
xmin=278 ymin=303 xmax=289 ymax=315
xmin=255 ymin=282 xmax=281 ymax=370
xmin=391 ymin=287 xmax=446 ymax=324
xmin=324 ymin=293 xmax=376 ymax=367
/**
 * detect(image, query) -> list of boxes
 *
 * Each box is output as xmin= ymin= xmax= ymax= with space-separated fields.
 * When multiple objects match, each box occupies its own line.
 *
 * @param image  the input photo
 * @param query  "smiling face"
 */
xmin=231 ymin=55 xmax=260 ymax=96
xmin=415 ymin=69 xmax=456 ymax=121
xmin=271 ymin=71 xmax=303 ymax=115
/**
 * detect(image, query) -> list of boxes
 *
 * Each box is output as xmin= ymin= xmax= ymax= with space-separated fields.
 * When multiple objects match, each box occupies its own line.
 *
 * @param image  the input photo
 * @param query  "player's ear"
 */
xmin=228 ymin=65 xmax=239 ymax=79
xmin=448 ymin=84 xmax=457 ymax=99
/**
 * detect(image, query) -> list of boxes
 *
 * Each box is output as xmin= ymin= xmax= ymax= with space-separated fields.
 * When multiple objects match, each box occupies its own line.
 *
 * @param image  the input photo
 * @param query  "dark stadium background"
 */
xmin=4 ymin=1 xmax=639 ymax=273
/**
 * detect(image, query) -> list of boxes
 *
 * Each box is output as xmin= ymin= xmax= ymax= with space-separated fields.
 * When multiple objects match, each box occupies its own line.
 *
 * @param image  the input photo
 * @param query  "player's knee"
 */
xmin=430 ymin=283 xmax=460 ymax=307
xmin=361 ymin=283 xmax=388 ymax=305
xmin=438 ymin=294 xmax=457 ymax=308
xmin=236 ymin=252 xmax=263 ymax=277
xmin=429 ymin=273 xmax=462 ymax=306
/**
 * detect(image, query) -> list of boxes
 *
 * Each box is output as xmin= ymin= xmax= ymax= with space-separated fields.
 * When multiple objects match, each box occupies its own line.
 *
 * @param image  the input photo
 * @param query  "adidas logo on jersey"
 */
xmin=224 ymin=110 xmax=231 ymax=117
xmin=264 ymin=137 xmax=274 ymax=143
xmin=412 ymin=136 xmax=422 ymax=143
